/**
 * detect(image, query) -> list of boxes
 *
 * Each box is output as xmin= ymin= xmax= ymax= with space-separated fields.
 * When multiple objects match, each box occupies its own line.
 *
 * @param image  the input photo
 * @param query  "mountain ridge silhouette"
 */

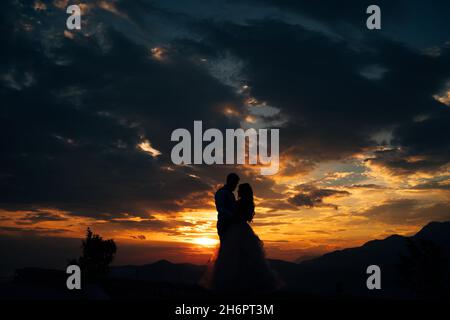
xmin=5 ymin=221 xmax=449 ymax=299
xmin=109 ymin=221 xmax=450 ymax=297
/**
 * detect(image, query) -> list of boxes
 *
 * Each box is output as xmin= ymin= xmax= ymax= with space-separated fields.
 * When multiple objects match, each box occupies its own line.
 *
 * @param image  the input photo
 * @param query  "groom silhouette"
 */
xmin=215 ymin=173 xmax=239 ymax=243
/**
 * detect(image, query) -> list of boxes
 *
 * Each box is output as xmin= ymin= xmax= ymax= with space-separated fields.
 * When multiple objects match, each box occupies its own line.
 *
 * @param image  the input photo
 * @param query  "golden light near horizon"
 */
xmin=192 ymin=237 xmax=219 ymax=247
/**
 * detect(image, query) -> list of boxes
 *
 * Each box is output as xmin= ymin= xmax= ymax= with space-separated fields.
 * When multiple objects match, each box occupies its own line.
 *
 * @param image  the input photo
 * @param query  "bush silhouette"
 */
xmin=77 ymin=228 xmax=117 ymax=281
xmin=399 ymin=238 xmax=449 ymax=298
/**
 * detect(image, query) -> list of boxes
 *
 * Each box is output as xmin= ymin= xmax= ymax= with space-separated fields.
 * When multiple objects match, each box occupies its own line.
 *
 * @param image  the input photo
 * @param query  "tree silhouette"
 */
xmin=77 ymin=228 xmax=117 ymax=281
xmin=399 ymin=238 xmax=449 ymax=299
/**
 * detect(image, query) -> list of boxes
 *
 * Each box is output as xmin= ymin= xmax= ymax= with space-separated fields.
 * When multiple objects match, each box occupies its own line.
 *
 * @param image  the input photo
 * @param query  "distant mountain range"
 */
xmin=5 ymin=221 xmax=449 ymax=299
xmin=110 ymin=221 xmax=450 ymax=298
xmin=289 ymin=221 xmax=450 ymax=298
xmin=109 ymin=259 xmax=206 ymax=284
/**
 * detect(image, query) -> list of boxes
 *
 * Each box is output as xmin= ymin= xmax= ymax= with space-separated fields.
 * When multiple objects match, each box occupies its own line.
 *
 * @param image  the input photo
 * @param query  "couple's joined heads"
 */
xmin=225 ymin=173 xmax=253 ymax=201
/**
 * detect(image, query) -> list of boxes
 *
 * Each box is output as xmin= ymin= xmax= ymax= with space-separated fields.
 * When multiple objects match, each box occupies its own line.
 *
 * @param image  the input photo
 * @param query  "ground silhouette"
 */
xmin=2 ymin=221 xmax=450 ymax=300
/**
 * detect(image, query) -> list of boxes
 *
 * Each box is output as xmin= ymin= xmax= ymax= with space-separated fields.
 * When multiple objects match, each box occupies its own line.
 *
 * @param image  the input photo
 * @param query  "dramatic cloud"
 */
xmin=0 ymin=0 xmax=449 ymax=268
xmin=16 ymin=211 xmax=68 ymax=225
xmin=356 ymin=199 xmax=450 ymax=225
xmin=411 ymin=178 xmax=450 ymax=190
xmin=193 ymin=16 xmax=450 ymax=177
xmin=2 ymin=0 xmax=449 ymax=221
xmin=0 ymin=0 xmax=245 ymax=220
xmin=288 ymin=184 xmax=350 ymax=209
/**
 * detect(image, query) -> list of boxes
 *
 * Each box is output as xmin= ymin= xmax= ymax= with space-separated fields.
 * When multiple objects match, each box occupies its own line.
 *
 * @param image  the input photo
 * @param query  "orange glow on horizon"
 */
xmin=191 ymin=237 xmax=219 ymax=247
xmin=0 ymin=155 xmax=448 ymax=265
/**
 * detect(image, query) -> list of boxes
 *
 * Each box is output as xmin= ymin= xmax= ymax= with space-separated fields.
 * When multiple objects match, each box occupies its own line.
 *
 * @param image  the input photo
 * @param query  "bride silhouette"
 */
xmin=202 ymin=181 xmax=281 ymax=293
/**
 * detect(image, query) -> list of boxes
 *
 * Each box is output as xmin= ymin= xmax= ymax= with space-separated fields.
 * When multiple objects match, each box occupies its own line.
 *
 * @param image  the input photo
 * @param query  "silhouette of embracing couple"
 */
xmin=202 ymin=173 xmax=281 ymax=293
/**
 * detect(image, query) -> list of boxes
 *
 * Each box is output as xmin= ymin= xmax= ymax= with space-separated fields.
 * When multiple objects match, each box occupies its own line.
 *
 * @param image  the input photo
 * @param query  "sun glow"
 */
xmin=192 ymin=237 xmax=219 ymax=247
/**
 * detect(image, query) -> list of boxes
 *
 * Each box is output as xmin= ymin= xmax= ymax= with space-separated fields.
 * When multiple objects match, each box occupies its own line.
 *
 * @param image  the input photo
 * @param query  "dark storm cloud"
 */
xmin=238 ymin=0 xmax=450 ymax=48
xmin=1 ymin=0 xmax=450 ymax=222
xmin=239 ymin=0 xmax=402 ymax=26
xmin=192 ymin=16 xmax=450 ymax=173
xmin=288 ymin=184 xmax=350 ymax=209
xmin=0 ymin=0 xmax=245 ymax=219
xmin=366 ymin=144 xmax=449 ymax=176
xmin=372 ymin=108 xmax=450 ymax=174
xmin=355 ymin=199 xmax=450 ymax=225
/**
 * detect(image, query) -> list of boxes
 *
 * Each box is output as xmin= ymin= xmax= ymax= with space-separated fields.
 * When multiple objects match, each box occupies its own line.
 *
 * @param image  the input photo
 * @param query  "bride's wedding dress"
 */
xmin=202 ymin=200 xmax=281 ymax=293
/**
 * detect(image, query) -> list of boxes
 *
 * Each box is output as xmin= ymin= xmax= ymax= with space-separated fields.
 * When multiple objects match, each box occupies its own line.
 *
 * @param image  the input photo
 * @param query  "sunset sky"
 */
xmin=1 ymin=0 xmax=450 ymax=275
